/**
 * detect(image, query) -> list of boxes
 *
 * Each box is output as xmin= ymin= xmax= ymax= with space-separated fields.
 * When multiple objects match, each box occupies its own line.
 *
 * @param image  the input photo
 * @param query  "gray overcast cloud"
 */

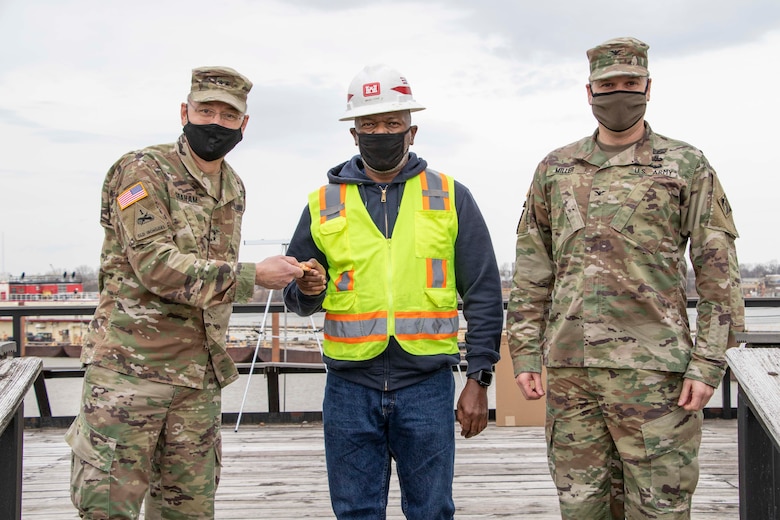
xmin=0 ymin=0 xmax=779 ymax=276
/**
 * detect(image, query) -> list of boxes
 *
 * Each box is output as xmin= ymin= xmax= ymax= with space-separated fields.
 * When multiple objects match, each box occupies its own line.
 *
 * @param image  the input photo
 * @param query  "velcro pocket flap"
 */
xmin=65 ymin=414 xmax=117 ymax=472
xmin=641 ymin=407 xmax=700 ymax=459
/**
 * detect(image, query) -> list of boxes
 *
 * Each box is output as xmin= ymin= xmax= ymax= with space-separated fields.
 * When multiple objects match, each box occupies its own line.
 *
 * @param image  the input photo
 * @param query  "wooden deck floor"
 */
xmin=22 ymin=419 xmax=739 ymax=519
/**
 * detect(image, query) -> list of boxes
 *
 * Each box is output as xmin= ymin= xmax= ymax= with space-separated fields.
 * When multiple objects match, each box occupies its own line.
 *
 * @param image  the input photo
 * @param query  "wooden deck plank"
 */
xmin=21 ymin=419 xmax=738 ymax=519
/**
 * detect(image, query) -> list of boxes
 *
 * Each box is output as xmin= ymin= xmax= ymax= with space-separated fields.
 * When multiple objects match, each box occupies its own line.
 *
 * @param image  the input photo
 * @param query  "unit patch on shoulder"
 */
xmin=117 ymin=182 xmax=148 ymax=210
xmin=708 ymin=182 xmax=739 ymax=238
xmin=718 ymin=194 xmax=732 ymax=217
xmin=134 ymin=204 xmax=167 ymax=241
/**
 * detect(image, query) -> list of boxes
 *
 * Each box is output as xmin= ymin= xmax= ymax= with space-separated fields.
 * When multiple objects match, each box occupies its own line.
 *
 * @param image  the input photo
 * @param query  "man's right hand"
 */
xmin=295 ymin=259 xmax=327 ymax=296
xmin=515 ymin=372 xmax=545 ymax=400
xmin=254 ymin=255 xmax=304 ymax=289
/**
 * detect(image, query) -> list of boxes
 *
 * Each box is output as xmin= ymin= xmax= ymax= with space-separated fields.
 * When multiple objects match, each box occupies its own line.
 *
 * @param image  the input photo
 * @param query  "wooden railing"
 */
xmin=1 ymin=303 xmax=329 ymax=428
xmin=1 ymin=300 xmax=779 ymax=427
xmin=726 ymin=332 xmax=780 ymax=520
xmin=1 ymin=304 xmax=779 ymax=516
xmin=0 ymin=341 xmax=42 ymax=519
xmin=4 ymin=298 xmax=779 ymax=356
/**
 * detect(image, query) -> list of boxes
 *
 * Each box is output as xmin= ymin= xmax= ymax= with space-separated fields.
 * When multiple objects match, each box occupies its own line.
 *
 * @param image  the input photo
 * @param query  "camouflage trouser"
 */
xmin=65 ymin=363 xmax=222 ymax=519
xmin=545 ymin=367 xmax=702 ymax=520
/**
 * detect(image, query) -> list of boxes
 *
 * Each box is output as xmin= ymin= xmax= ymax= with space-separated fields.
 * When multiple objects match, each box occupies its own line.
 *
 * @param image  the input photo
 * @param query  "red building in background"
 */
xmin=0 ymin=273 xmax=84 ymax=301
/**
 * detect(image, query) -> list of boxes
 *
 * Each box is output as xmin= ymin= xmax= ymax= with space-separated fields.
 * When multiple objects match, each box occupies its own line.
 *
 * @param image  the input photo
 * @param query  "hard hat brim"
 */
xmin=339 ymin=102 xmax=426 ymax=121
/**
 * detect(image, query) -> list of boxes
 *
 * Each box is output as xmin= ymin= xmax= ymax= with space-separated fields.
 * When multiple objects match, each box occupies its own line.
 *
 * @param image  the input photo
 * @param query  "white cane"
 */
xmin=455 ymin=358 xmax=465 ymax=389
xmin=234 ymin=288 xmax=274 ymax=432
xmin=310 ymin=315 xmax=326 ymax=371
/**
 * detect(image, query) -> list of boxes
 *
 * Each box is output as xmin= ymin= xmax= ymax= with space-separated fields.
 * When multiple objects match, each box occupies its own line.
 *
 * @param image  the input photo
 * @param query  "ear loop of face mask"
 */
xmin=589 ymin=81 xmax=649 ymax=132
xmin=357 ymin=126 xmax=412 ymax=174
xmin=183 ymin=107 xmax=244 ymax=161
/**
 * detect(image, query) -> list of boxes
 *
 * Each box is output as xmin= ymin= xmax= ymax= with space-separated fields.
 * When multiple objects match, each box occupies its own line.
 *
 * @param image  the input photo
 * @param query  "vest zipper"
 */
xmin=385 ymin=238 xmax=392 ymax=393
xmin=381 ymin=184 xmax=391 ymax=391
xmin=379 ymin=185 xmax=389 ymax=238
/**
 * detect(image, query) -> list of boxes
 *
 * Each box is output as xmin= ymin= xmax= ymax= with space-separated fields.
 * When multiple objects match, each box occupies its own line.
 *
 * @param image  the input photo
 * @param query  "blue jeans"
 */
xmin=323 ymin=369 xmax=456 ymax=520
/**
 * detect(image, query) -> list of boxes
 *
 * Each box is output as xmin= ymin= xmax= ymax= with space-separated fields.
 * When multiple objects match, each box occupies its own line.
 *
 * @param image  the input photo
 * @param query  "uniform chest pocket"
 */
xmin=177 ymin=203 xmax=210 ymax=255
xmin=208 ymin=203 xmax=242 ymax=260
xmin=550 ymin=177 xmax=585 ymax=251
xmin=610 ymin=177 xmax=681 ymax=255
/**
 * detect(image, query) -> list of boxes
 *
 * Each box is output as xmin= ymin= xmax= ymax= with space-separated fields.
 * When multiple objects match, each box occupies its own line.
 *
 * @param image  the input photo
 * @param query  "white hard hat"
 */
xmin=339 ymin=64 xmax=426 ymax=121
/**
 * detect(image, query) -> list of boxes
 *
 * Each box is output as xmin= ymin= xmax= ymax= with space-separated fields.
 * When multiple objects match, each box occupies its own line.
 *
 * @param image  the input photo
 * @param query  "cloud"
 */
xmin=1 ymin=0 xmax=779 ymax=276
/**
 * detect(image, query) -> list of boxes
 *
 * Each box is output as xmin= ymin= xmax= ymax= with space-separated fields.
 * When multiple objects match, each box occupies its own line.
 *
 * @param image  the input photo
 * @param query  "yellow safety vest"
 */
xmin=308 ymin=169 xmax=460 ymax=361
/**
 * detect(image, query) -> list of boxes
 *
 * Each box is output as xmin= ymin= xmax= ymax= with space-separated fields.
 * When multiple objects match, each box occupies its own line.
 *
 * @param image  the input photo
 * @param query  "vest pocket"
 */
xmin=320 ymin=215 xmax=347 ymax=235
xmin=319 ymin=217 xmax=352 ymax=267
xmin=323 ymin=290 xmax=356 ymax=312
xmin=415 ymin=210 xmax=456 ymax=259
xmin=424 ymin=287 xmax=458 ymax=308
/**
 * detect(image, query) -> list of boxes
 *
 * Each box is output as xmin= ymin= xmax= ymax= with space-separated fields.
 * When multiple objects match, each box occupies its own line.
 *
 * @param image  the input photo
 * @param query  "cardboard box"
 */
xmin=495 ymin=336 xmax=546 ymax=427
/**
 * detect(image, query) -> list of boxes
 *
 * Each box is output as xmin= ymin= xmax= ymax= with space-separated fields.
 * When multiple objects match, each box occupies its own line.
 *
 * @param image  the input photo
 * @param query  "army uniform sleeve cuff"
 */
xmin=512 ymin=354 xmax=542 ymax=376
xmin=684 ymin=358 xmax=726 ymax=388
xmin=234 ymin=262 xmax=257 ymax=303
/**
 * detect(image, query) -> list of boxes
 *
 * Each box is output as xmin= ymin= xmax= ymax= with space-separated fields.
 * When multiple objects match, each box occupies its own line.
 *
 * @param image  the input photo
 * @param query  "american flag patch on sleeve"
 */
xmin=117 ymin=182 xmax=148 ymax=210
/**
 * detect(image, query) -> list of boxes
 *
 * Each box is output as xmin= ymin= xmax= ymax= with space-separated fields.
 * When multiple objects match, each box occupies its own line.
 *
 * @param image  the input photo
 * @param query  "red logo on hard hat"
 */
xmin=363 ymin=82 xmax=381 ymax=97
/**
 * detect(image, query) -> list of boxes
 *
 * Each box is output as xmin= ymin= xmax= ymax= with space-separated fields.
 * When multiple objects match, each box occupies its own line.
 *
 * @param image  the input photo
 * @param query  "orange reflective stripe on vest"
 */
xmin=427 ymin=258 xmax=447 ymax=289
xmin=323 ymin=311 xmax=388 ymax=343
xmin=394 ymin=310 xmax=459 ymax=340
xmin=421 ymin=169 xmax=451 ymax=210
xmin=308 ymin=169 xmax=459 ymax=360
xmin=335 ymin=270 xmax=354 ymax=292
xmin=319 ymin=183 xmax=346 ymax=223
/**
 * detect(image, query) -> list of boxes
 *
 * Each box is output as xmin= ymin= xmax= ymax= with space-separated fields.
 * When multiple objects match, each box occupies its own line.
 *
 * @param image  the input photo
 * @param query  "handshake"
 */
xmin=254 ymin=255 xmax=325 ymax=295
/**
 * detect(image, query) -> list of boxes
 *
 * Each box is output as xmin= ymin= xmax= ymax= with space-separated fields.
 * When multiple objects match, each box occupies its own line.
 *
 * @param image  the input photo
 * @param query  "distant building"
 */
xmin=758 ymin=274 xmax=780 ymax=297
xmin=742 ymin=275 xmax=780 ymax=298
xmin=742 ymin=278 xmax=760 ymax=298
xmin=0 ymin=273 xmax=84 ymax=302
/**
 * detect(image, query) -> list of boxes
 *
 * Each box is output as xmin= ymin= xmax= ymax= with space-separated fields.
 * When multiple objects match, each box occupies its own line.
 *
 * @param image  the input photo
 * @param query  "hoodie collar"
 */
xmin=326 ymin=152 xmax=428 ymax=185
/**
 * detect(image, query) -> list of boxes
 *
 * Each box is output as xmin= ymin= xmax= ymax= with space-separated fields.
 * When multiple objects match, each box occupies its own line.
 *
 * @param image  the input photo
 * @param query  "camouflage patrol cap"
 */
xmin=587 ymin=37 xmax=649 ymax=82
xmin=189 ymin=66 xmax=253 ymax=113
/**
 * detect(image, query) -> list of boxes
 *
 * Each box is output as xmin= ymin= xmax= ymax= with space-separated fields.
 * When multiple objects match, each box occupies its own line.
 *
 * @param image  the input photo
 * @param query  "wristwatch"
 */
xmin=468 ymin=370 xmax=493 ymax=388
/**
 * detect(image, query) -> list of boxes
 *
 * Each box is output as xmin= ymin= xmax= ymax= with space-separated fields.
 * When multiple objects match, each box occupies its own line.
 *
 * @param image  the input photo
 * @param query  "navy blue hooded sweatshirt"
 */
xmin=283 ymin=152 xmax=503 ymax=391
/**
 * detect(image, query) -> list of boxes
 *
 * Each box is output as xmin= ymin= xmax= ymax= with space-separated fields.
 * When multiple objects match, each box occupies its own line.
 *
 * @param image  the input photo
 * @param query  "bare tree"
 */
xmin=74 ymin=265 xmax=99 ymax=293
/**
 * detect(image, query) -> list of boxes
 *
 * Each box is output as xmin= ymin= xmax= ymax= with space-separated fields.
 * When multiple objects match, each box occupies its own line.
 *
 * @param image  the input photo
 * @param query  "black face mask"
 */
xmin=357 ymin=127 xmax=411 ymax=173
xmin=183 ymin=121 xmax=243 ymax=162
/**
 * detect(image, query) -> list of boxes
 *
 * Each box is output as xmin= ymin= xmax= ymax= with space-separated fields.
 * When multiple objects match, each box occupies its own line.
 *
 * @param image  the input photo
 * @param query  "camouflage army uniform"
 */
xmin=66 ymin=133 xmax=255 ymax=519
xmin=506 ymin=123 xmax=744 ymax=519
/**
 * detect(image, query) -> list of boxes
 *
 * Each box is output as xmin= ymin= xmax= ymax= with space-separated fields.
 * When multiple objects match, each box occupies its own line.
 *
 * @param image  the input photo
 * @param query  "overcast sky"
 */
xmin=1 ymin=0 xmax=779 ymax=278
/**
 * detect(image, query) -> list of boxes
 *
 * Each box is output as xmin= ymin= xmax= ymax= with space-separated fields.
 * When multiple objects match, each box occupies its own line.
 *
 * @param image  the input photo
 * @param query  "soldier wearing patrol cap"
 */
xmin=507 ymin=37 xmax=745 ymax=519
xmin=66 ymin=66 xmax=305 ymax=519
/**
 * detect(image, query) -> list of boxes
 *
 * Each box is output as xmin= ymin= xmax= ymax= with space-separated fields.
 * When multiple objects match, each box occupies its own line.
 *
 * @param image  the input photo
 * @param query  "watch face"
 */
xmin=469 ymin=370 xmax=493 ymax=386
